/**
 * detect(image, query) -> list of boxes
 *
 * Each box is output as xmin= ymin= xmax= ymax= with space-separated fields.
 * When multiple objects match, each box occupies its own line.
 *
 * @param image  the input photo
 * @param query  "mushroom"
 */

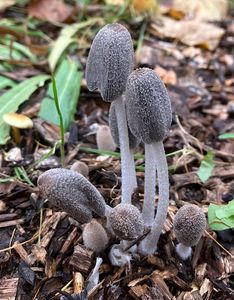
xmin=125 ymin=68 xmax=172 ymax=255
xmin=96 ymin=125 xmax=116 ymax=152
xmin=173 ymin=204 xmax=206 ymax=260
xmin=85 ymin=23 xmax=137 ymax=204
xmin=3 ymin=112 xmax=33 ymax=143
xmin=37 ymin=168 xmax=112 ymax=224
xmin=83 ymin=219 xmax=109 ymax=253
xmin=70 ymin=161 xmax=89 ymax=178
xmin=108 ymin=203 xmax=144 ymax=266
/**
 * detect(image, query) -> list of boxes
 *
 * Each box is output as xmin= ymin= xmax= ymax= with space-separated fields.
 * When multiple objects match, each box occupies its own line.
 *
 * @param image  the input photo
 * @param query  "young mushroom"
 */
xmin=173 ymin=204 xmax=206 ymax=260
xmin=37 ymin=168 xmax=111 ymax=224
xmin=83 ymin=219 xmax=109 ymax=253
xmin=96 ymin=125 xmax=116 ymax=152
xmin=125 ymin=68 xmax=172 ymax=255
xmin=108 ymin=203 xmax=144 ymax=266
xmin=85 ymin=23 xmax=137 ymax=204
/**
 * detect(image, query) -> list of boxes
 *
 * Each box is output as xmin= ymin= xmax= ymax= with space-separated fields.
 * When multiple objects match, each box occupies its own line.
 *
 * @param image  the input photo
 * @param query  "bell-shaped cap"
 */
xmin=85 ymin=23 xmax=134 ymax=102
xmin=37 ymin=168 xmax=106 ymax=223
xmin=173 ymin=204 xmax=206 ymax=247
xmin=125 ymin=68 xmax=172 ymax=144
xmin=83 ymin=219 xmax=109 ymax=253
xmin=109 ymin=203 xmax=144 ymax=240
xmin=109 ymin=101 xmax=140 ymax=149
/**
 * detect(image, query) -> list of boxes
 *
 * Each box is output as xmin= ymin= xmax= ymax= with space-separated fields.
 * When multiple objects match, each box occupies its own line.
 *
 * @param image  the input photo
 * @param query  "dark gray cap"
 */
xmin=173 ymin=204 xmax=206 ymax=247
xmin=125 ymin=68 xmax=172 ymax=144
xmin=85 ymin=23 xmax=134 ymax=102
xmin=37 ymin=168 xmax=106 ymax=223
xmin=109 ymin=101 xmax=140 ymax=149
xmin=109 ymin=204 xmax=144 ymax=240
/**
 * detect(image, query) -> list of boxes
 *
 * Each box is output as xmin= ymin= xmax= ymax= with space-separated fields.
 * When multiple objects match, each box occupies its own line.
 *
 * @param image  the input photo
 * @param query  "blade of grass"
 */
xmin=52 ymin=75 xmax=65 ymax=167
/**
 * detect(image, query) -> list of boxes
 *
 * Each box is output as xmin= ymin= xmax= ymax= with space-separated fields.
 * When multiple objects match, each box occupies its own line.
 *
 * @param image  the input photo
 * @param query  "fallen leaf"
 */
xmin=0 ymin=0 xmax=15 ymax=12
xmin=151 ymin=17 xmax=225 ymax=50
xmin=28 ymin=0 xmax=73 ymax=23
xmin=161 ymin=0 xmax=228 ymax=21
xmin=154 ymin=66 xmax=177 ymax=85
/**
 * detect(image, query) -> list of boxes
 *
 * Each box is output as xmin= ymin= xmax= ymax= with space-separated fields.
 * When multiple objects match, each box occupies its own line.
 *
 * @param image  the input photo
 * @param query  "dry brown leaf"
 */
xmin=28 ymin=0 xmax=73 ymax=23
xmin=154 ymin=66 xmax=177 ymax=85
xmin=0 ymin=0 xmax=15 ymax=12
xmin=161 ymin=0 xmax=228 ymax=21
xmin=151 ymin=17 xmax=225 ymax=50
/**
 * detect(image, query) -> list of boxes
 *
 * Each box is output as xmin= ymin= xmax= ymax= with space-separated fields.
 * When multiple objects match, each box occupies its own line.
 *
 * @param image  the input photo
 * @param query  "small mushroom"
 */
xmin=37 ymin=168 xmax=108 ymax=224
xmin=96 ymin=125 xmax=116 ymax=152
xmin=125 ymin=68 xmax=172 ymax=255
xmin=70 ymin=161 xmax=89 ymax=178
xmin=85 ymin=23 xmax=137 ymax=204
xmin=108 ymin=203 xmax=144 ymax=266
xmin=173 ymin=204 xmax=206 ymax=260
xmin=3 ymin=112 xmax=33 ymax=143
xmin=109 ymin=203 xmax=144 ymax=240
xmin=83 ymin=219 xmax=109 ymax=253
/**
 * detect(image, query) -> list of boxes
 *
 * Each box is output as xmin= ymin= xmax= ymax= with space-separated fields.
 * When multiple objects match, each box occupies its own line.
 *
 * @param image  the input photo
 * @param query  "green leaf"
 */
xmin=39 ymin=59 xmax=82 ymax=130
xmin=208 ymin=200 xmax=234 ymax=231
xmin=0 ymin=44 xmax=23 ymax=60
xmin=197 ymin=150 xmax=215 ymax=183
xmin=0 ymin=76 xmax=16 ymax=90
xmin=48 ymin=18 xmax=102 ymax=71
xmin=0 ymin=75 xmax=49 ymax=145
xmin=219 ymin=133 xmax=234 ymax=140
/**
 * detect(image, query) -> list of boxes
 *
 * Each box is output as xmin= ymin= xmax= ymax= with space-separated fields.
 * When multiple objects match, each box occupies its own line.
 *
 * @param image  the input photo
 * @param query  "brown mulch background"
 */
xmin=0 ymin=1 xmax=234 ymax=299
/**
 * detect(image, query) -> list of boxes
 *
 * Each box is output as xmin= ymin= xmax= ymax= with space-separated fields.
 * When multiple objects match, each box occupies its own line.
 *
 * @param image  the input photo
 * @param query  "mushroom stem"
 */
xmin=176 ymin=243 xmax=192 ymax=260
xmin=114 ymin=95 xmax=137 ymax=204
xmin=142 ymin=143 xmax=157 ymax=227
xmin=139 ymin=141 xmax=169 ymax=255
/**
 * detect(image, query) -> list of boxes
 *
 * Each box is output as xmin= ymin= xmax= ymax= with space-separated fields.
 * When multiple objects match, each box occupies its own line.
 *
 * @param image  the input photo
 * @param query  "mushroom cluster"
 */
xmin=37 ymin=23 xmax=208 ymax=277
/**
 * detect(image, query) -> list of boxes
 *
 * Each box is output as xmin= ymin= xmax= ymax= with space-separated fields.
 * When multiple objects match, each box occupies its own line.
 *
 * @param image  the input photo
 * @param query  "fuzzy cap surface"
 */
xmin=85 ymin=23 xmax=134 ymax=102
xmin=126 ymin=68 xmax=172 ymax=143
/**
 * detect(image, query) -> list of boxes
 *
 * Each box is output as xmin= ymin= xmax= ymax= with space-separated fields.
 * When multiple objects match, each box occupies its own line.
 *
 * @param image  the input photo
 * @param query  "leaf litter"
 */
xmin=0 ymin=0 xmax=233 ymax=299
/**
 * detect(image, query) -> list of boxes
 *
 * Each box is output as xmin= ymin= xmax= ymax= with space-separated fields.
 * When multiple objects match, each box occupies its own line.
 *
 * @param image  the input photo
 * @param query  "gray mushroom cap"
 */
xmin=173 ymin=204 xmax=206 ymax=247
xmin=125 ymin=68 xmax=172 ymax=144
xmin=85 ymin=23 xmax=134 ymax=102
xmin=37 ymin=168 xmax=106 ymax=223
xmin=83 ymin=220 xmax=109 ymax=253
xmin=109 ymin=101 xmax=140 ymax=149
xmin=109 ymin=204 xmax=144 ymax=240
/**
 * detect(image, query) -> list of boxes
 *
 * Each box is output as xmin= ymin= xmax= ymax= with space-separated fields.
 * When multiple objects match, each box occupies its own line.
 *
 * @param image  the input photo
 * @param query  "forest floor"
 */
xmin=0 ymin=1 xmax=233 ymax=299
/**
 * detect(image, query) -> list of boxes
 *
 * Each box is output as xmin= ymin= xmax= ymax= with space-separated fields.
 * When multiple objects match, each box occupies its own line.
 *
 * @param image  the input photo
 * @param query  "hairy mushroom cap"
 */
xmin=109 ymin=101 xmax=140 ymax=149
xmin=109 ymin=204 xmax=144 ymax=240
xmin=83 ymin=220 xmax=109 ymax=253
xmin=173 ymin=204 xmax=206 ymax=247
xmin=96 ymin=125 xmax=116 ymax=151
xmin=37 ymin=168 xmax=106 ymax=223
xmin=125 ymin=68 xmax=172 ymax=144
xmin=85 ymin=23 xmax=134 ymax=102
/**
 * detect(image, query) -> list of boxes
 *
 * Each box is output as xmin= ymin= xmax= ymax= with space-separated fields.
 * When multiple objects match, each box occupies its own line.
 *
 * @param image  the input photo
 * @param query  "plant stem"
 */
xmin=52 ymin=74 xmax=65 ymax=167
xmin=114 ymin=96 xmax=137 ymax=204
xmin=139 ymin=141 xmax=169 ymax=255
xmin=142 ymin=143 xmax=156 ymax=227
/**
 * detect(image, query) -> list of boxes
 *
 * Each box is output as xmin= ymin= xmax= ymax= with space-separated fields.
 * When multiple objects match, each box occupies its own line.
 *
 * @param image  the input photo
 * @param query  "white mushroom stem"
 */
xmin=86 ymin=257 xmax=103 ymax=292
xmin=142 ymin=143 xmax=157 ymax=227
xmin=139 ymin=141 xmax=169 ymax=255
xmin=114 ymin=95 xmax=137 ymax=204
xmin=175 ymin=243 xmax=192 ymax=260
